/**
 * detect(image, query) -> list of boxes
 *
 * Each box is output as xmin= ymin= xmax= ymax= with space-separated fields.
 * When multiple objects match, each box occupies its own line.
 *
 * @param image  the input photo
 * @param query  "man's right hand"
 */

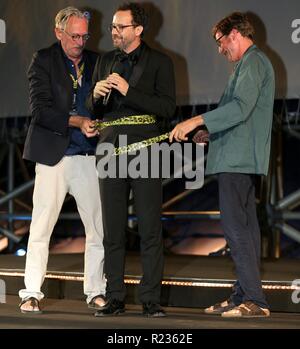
xmin=69 ymin=116 xmax=98 ymax=138
xmin=80 ymin=118 xmax=98 ymax=137
xmin=169 ymin=115 xmax=204 ymax=142
xmin=93 ymin=80 xmax=112 ymax=100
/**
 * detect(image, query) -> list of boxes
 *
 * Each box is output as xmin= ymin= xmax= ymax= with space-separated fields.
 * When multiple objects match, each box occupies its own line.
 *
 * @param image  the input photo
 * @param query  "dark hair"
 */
xmin=212 ymin=12 xmax=254 ymax=40
xmin=117 ymin=2 xmax=148 ymax=35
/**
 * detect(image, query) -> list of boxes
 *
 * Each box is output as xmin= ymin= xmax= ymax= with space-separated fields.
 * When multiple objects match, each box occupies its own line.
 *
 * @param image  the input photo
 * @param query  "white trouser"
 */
xmin=19 ymin=155 xmax=106 ymax=303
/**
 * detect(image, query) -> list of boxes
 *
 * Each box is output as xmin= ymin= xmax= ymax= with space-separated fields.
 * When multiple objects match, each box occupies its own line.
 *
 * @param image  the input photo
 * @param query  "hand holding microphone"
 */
xmin=106 ymin=72 xmax=129 ymax=97
xmin=93 ymin=80 xmax=112 ymax=100
xmin=104 ymin=61 xmax=127 ymax=104
xmin=92 ymin=61 xmax=126 ymax=105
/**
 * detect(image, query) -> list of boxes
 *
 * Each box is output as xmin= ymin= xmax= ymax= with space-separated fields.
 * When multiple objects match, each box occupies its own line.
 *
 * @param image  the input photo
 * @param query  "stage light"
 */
xmin=15 ymin=249 xmax=26 ymax=257
xmin=0 ymin=270 xmax=299 ymax=291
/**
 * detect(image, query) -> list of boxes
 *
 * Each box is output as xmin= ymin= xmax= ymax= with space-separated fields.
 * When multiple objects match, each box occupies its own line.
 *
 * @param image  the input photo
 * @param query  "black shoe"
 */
xmin=209 ymin=244 xmax=231 ymax=257
xmin=142 ymin=302 xmax=166 ymax=317
xmin=94 ymin=299 xmax=125 ymax=317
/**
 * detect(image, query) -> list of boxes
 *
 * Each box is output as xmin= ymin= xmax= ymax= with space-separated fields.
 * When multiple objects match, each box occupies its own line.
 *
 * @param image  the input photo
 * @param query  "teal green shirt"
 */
xmin=203 ymin=45 xmax=275 ymax=176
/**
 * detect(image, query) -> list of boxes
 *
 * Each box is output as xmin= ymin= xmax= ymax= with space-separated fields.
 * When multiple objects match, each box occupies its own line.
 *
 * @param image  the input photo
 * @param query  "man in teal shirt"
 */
xmin=170 ymin=12 xmax=275 ymax=317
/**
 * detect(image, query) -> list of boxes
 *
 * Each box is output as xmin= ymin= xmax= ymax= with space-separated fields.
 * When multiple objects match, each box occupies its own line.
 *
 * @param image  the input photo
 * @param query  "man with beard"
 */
xmin=19 ymin=7 xmax=106 ymax=313
xmin=87 ymin=2 xmax=176 ymax=317
xmin=170 ymin=12 xmax=274 ymax=318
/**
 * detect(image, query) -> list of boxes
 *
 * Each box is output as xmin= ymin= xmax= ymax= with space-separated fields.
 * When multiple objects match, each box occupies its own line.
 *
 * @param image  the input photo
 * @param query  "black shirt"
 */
xmin=105 ymin=43 xmax=143 ymax=117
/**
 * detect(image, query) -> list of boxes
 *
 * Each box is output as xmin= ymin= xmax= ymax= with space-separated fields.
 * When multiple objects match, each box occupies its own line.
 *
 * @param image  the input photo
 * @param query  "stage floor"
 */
xmin=1 ymin=295 xmax=300 ymax=329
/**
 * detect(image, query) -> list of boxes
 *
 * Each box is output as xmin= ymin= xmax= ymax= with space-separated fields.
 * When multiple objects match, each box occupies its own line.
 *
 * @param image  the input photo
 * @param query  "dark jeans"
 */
xmin=218 ymin=173 xmax=269 ymax=309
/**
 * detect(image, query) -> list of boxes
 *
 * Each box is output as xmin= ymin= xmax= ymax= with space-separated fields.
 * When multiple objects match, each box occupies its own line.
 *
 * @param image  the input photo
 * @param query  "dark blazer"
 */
xmin=23 ymin=43 xmax=98 ymax=166
xmin=86 ymin=42 xmax=176 ymax=146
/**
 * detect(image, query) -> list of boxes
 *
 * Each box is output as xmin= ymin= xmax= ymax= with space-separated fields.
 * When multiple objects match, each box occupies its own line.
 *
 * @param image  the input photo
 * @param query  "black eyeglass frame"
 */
xmin=108 ymin=24 xmax=138 ymax=33
xmin=215 ymin=33 xmax=227 ymax=46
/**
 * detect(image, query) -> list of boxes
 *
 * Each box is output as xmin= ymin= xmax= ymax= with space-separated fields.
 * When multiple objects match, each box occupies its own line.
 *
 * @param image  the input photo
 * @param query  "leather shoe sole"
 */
xmin=95 ymin=308 xmax=125 ymax=317
xmin=143 ymin=310 xmax=166 ymax=317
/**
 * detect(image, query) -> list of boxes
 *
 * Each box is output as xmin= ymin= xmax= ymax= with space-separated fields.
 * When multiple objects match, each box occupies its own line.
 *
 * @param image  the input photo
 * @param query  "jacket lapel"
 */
xmin=55 ymin=45 xmax=72 ymax=88
xmin=104 ymin=51 xmax=119 ymax=78
xmin=52 ymin=43 xmax=73 ymax=107
xmin=129 ymin=43 xmax=149 ymax=87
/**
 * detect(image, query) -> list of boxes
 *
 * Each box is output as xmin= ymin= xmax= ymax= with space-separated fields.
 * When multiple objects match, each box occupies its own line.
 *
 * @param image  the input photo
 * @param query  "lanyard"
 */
xmin=69 ymin=63 xmax=85 ymax=90
xmin=69 ymin=63 xmax=85 ymax=114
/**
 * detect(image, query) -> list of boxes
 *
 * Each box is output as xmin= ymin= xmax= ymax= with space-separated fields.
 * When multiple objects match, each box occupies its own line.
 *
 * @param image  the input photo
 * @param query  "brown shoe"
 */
xmin=88 ymin=295 xmax=107 ymax=309
xmin=19 ymin=297 xmax=42 ymax=314
xmin=204 ymin=299 xmax=236 ymax=315
xmin=222 ymin=301 xmax=270 ymax=318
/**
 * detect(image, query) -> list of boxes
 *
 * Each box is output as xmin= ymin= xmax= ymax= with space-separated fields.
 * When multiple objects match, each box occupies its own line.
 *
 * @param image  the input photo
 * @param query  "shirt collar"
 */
xmin=116 ymin=42 xmax=143 ymax=65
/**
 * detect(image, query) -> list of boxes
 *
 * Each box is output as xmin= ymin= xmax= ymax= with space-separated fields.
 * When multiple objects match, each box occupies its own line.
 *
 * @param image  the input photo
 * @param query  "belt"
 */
xmin=94 ymin=115 xmax=156 ymax=131
xmin=94 ymin=114 xmax=169 ymax=156
xmin=114 ymin=132 xmax=169 ymax=156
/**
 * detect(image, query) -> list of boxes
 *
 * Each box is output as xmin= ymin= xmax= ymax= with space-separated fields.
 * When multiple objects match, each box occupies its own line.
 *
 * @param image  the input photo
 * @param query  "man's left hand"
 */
xmin=107 ymin=73 xmax=129 ymax=96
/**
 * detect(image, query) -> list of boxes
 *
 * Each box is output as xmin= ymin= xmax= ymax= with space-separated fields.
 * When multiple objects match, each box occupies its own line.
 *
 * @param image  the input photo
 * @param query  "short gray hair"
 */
xmin=55 ymin=7 xmax=90 ymax=30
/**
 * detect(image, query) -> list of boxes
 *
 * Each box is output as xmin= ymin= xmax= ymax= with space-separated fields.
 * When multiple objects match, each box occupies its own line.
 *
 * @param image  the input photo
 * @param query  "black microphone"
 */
xmin=103 ymin=61 xmax=124 ymax=106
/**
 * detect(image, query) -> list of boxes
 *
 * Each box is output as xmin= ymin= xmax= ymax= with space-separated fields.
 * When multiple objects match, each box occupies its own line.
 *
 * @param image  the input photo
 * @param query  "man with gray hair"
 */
xmin=19 ymin=7 xmax=106 ymax=313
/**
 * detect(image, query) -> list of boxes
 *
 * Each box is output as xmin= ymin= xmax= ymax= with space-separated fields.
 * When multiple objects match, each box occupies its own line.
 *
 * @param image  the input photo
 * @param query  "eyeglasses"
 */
xmin=108 ymin=24 xmax=137 ymax=33
xmin=62 ymin=30 xmax=90 ymax=42
xmin=215 ymin=33 xmax=226 ymax=47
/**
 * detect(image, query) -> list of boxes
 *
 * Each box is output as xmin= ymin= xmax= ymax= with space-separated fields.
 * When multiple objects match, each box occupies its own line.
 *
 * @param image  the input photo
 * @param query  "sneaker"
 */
xmin=204 ymin=299 xmax=236 ymax=315
xmin=222 ymin=301 xmax=270 ymax=318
